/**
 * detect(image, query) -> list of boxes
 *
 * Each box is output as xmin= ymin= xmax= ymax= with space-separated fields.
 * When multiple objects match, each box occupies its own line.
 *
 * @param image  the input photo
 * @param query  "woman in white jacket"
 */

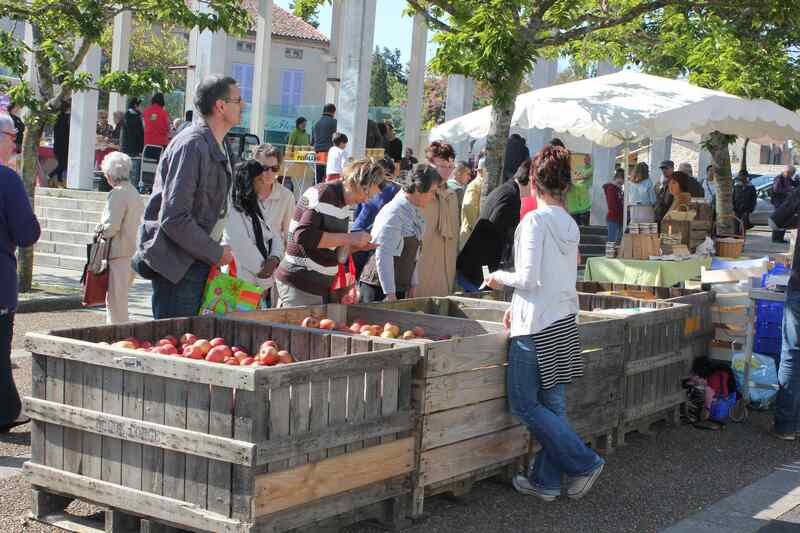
xmin=486 ymin=144 xmax=604 ymax=502
xmin=223 ymin=160 xmax=284 ymax=307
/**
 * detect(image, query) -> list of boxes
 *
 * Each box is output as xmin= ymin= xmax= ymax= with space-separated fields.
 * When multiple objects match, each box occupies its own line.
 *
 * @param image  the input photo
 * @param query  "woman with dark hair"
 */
xmin=360 ymin=163 xmax=442 ymax=302
xmin=222 ymin=159 xmax=284 ymax=306
xmin=143 ymin=93 xmax=170 ymax=148
xmin=657 ymin=170 xmax=692 ymax=222
xmin=485 ymin=144 xmax=604 ymax=502
xmin=457 ymin=159 xmax=532 ymax=292
xmin=287 ymin=116 xmax=311 ymax=147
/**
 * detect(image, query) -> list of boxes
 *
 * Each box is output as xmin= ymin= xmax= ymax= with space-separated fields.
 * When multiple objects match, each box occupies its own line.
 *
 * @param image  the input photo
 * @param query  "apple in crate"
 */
xmin=278 ymin=350 xmax=294 ymax=364
xmin=318 ymin=318 xmax=336 ymax=330
xmin=240 ymin=357 xmax=255 ymax=366
xmin=140 ymin=340 xmax=153 ymax=349
xmin=233 ymin=351 xmax=249 ymax=362
xmin=180 ymin=333 xmax=197 ymax=345
xmin=112 ymin=340 xmax=137 ymax=350
xmin=301 ymin=316 xmax=320 ymax=328
xmin=231 ymin=345 xmax=246 ymax=355
xmin=193 ymin=339 xmax=212 ymax=355
xmin=185 ymin=346 xmax=206 ymax=360
xmin=412 ymin=327 xmax=425 ymax=338
xmin=160 ymin=344 xmax=178 ymax=356
xmin=401 ymin=331 xmax=415 ymax=340
xmin=210 ymin=337 xmax=226 ymax=347
xmin=383 ymin=323 xmax=400 ymax=337
xmin=224 ymin=358 xmax=240 ymax=366
xmin=260 ymin=340 xmax=278 ymax=350
xmin=349 ymin=323 xmax=362 ymax=333
xmin=206 ymin=345 xmax=232 ymax=363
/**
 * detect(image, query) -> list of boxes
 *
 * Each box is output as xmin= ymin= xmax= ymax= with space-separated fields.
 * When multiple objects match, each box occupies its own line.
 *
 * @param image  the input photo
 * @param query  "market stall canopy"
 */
xmin=430 ymin=71 xmax=800 ymax=147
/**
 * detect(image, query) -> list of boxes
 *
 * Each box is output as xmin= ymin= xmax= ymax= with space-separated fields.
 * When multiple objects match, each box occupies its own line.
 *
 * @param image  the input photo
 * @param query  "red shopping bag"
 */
xmin=81 ymin=269 xmax=109 ymax=307
xmin=331 ymin=255 xmax=359 ymax=304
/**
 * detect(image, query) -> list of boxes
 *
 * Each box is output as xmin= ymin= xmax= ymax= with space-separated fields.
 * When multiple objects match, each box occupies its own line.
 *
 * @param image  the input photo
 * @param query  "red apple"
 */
xmin=164 ymin=335 xmax=178 ymax=346
xmin=180 ymin=333 xmax=197 ymax=345
xmin=319 ymin=318 xmax=336 ymax=330
xmin=259 ymin=346 xmax=278 ymax=361
xmin=383 ymin=323 xmax=400 ymax=337
xmin=231 ymin=345 xmax=246 ymax=355
xmin=233 ymin=351 xmax=249 ymax=362
xmin=260 ymin=340 xmax=278 ymax=351
xmin=301 ymin=316 xmax=320 ymax=328
xmin=401 ymin=330 xmax=415 ymax=340
xmin=278 ymin=350 xmax=294 ymax=364
xmin=210 ymin=337 xmax=226 ymax=347
xmin=160 ymin=344 xmax=178 ymax=356
xmin=140 ymin=340 xmax=153 ymax=349
xmin=359 ymin=324 xmax=373 ymax=333
xmin=207 ymin=345 xmax=232 ymax=363
xmin=193 ymin=339 xmax=212 ymax=355
xmin=158 ymin=338 xmax=174 ymax=347
xmin=412 ymin=326 xmax=425 ymax=338
xmin=349 ymin=323 xmax=362 ymax=333
xmin=112 ymin=340 xmax=137 ymax=350
xmin=353 ymin=319 xmax=365 ymax=326
xmin=123 ymin=337 xmax=141 ymax=349
xmin=262 ymin=354 xmax=280 ymax=366
xmin=241 ymin=357 xmax=255 ymax=366
xmin=224 ymin=358 xmax=240 ymax=366
xmin=185 ymin=346 xmax=205 ymax=360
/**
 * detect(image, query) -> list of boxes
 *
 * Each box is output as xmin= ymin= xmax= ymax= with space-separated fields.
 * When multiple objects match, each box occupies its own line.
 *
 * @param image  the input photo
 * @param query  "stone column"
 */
xmin=23 ymin=24 xmax=39 ymax=100
xmin=404 ymin=13 xmax=427 ymax=159
xmin=67 ymin=44 xmax=101 ymax=190
xmin=445 ymin=74 xmax=474 ymax=157
xmin=108 ymin=11 xmax=132 ymax=118
xmin=186 ymin=1 xmax=228 ymax=114
xmin=526 ymin=59 xmax=558 ymax=154
xmin=325 ymin=0 xmax=345 ymax=104
xmin=250 ymin=0 xmax=272 ymax=140
xmin=336 ymin=0 xmax=377 ymax=159
xmin=590 ymin=61 xmax=620 ymax=225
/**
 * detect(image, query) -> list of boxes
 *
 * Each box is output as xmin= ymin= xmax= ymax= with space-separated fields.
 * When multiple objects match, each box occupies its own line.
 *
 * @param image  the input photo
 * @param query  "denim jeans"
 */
xmin=456 ymin=271 xmax=481 ymax=293
xmin=507 ymin=335 xmax=604 ymax=491
xmin=775 ymin=289 xmax=800 ymax=434
xmin=0 ymin=313 xmax=21 ymax=426
xmin=151 ymin=261 xmax=210 ymax=319
xmin=607 ymin=220 xmax=622 ymax=243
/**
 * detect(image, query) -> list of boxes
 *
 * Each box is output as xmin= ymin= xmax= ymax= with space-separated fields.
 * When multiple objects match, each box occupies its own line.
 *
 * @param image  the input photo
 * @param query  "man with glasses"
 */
xmin=134 ymin=75 xmax=241 ymax=318
xmin=0 ymin=113 xmax=40 ymax=433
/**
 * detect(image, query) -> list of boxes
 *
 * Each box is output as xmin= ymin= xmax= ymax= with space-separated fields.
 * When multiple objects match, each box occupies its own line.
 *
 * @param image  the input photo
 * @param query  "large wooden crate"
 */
xmin=23 ymin=316 xmax=419 ymax=533
xmin=231 ymin=304 xmax=624 ymax=517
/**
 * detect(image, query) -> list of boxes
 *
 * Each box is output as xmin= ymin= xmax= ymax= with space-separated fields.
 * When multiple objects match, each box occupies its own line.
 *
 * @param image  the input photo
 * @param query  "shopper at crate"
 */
xmin=222 ymin=159 xmax=284 ymax=307
xmin=603 ymin=167 xmax=625 ymax=243
xmin=97 ymin=152 xmax=145 ymax=324
xmin=360 ymin=163 xmax=442 ymax=303
xmin=769 ymin=186 xmax=800 ymax=440
xmin=252 ymin=144 xmax=296 ymax=250
xmin=733 ymin=170 xmax=757 ymax=232
xmin=0 ymin=113 xmax=40 ymax=433
xmin=274 ymin=158 xmax=383 ymax=307
xmin=484 ymin=143 xmax=604 ymax=501
xmin=133 ymin=75 xmax=240 ymax=318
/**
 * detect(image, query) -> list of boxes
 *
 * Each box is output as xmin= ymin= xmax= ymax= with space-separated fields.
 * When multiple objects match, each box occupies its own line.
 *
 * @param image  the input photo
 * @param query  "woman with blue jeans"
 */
xmin=486 ymin=143 xmax=604 ymax=501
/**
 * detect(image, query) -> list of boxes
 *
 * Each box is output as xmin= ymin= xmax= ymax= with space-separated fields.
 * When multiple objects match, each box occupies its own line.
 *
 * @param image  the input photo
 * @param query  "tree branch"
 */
xmin=0 ymin=0 xmax=33 ymax=19
xmin=67 ymin=38 xmax=93 ymax=75
xmin=406 ymin=0 xmax=454 ymax=32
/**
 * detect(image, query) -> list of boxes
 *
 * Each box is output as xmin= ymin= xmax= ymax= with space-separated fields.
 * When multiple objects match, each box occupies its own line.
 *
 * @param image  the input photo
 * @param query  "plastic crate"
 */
xmin=756 ymin=300 xmax=785 ymax=325
xmin=710 ymin=392 xmax=737 ymax=422
xmin=755 ymin=336 xmax=782 ymax=356
xmin=755 ymin=321 xmax=782 ymax=339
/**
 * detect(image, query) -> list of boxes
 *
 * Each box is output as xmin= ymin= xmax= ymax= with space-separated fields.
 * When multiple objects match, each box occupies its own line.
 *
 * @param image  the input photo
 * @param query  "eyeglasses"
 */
xmin=225 ymin=97 xmax=243 ymax=105
xmin=263 ymin=165 xmax=280 ymax=173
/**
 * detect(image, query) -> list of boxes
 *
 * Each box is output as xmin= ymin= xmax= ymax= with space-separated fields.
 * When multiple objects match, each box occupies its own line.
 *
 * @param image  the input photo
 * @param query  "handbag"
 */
xmin=80 ymin=231 xmax=111 ymax=307
xmin=198 ymin=261 xmax=264 ymax=315
xmin=87 ymin=230 xmax=111 ymax=274
xmin=331 ymin=255 xmax=359 ymax=304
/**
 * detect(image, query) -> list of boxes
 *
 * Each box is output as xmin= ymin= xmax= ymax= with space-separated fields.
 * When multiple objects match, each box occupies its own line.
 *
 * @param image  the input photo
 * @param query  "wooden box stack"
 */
xmin=619 ymin=233 xmax=661 ymax=259
xmin=24 ymin=316 xmax=418 ymax=533
xmin=709 ymin=291 xmax=751 ymax=361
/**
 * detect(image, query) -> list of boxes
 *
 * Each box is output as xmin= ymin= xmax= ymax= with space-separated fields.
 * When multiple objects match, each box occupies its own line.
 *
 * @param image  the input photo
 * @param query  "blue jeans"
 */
xmin=0 ymin=313 xmax=21 ymax=426
xmin=456 ymin=271 xmax=482 ymax=293
xmin=775 ymin=289 xmax=800 ymax=434
xmin=607 ymin=220 xmax=622 ymax=243
xmin=151 ymin=261 xmax=210 ymax=319
xmin=507 ymin=335 xmax=604 ymax=492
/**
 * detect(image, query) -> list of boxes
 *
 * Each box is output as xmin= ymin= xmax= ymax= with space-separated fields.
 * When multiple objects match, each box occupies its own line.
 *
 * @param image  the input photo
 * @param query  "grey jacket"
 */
xmin=312 ymin=113 xmax=337 ymax=152
xmin=136 ymin=122 xmax=231 ymax=284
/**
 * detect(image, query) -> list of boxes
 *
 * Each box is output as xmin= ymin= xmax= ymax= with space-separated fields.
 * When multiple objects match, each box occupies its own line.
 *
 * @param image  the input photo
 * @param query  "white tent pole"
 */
xmin=622 ymin=141 xmax=630 ymax=232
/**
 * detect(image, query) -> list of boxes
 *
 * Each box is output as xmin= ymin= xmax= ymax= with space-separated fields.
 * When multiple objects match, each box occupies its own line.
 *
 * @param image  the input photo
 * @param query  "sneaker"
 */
xmin=773 ymin=430 xmax=796 ymax=441
xmin=566 ymin=462 xmax=604 ymax=500
xmin=512 ymin=473 xmax=559 ymax=501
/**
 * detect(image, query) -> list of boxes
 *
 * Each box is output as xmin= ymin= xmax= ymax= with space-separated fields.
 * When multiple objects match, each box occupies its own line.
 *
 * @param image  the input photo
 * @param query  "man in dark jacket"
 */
xmin=134 ymin=76 xmax=238 ymax=319
xmin=366 ymin=119 xmax=384 ymax=150
xmin=385 ymin=122 xmax=403 ymax=162
xmin=768 ymin=186 xmax=800 ymax=439
xmin=120 ymin=98 xmax=144 ymax=189
xmin=457 ymin=160 xmax=531 ymax=291
xmin=502 ymin=133 xmax=530 ymax=181
xmin=772 ymin=166 xmax=796 ymax=242
xmin=49 ymin=102 xmax=70 ymax=187
xmin=733 ymin=170 xmax=757 ymax=231
xmin=312 ymin=103 xmax=337 ymax=184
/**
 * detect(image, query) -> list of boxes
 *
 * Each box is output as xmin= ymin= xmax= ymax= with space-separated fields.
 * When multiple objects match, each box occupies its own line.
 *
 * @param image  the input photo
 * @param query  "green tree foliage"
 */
xmin=371 ymin=47 xmax=407 ymax=107
xmin=0 ymin=0 xmax=250 ymax=291
xmin=290 ymin=0 xmax=322 ymax=29
xmin=370 ymin=47 xmax=392 ymax=106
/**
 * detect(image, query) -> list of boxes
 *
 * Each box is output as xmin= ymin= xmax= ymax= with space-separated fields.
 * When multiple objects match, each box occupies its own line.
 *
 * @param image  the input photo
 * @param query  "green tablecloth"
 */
xmin=583 ymin=256 xmax=712 ymax=287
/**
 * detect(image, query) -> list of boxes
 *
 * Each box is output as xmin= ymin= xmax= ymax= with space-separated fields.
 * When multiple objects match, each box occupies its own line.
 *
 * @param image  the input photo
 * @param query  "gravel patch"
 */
xmin=11 ymin=310 xmax=106 ymax=349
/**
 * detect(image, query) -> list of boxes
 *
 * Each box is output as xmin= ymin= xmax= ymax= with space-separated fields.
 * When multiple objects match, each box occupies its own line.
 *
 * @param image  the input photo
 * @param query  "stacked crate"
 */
xmin=754 ymin=299 xmax=785 ymax=357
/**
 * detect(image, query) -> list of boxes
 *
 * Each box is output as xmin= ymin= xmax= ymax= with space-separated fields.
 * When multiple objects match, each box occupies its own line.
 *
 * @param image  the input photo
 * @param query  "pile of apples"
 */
xmin=103 ymin=334 xmax=294 ymax=367
xmin=300 ymin=316 xmax=427 ymax=340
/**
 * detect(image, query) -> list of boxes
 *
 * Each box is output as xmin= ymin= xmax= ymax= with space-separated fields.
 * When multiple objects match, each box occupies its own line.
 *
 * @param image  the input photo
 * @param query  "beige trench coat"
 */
xmin=416 ymin=187 xmax=460 ymax=297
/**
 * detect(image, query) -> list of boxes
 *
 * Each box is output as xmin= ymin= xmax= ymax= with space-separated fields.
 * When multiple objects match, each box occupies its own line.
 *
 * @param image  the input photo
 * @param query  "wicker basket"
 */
xmin=714 ymin=215 xmax=746 ymax=258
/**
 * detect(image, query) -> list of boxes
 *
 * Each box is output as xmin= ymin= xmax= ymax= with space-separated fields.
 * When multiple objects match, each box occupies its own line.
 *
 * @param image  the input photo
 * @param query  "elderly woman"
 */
xmin=274 ymin=158 xmax=384 ymax=307
xmin=97 ymin=152 xmax=145 ymax=324
xmin=485 ymin=144 xmax=604 ymax=502
xmin=223 ymin=160 xmax=284 ymax=306
xmin=627 ymin=162 xmax=656 ymax=223
xmin=252 ymin=144 xmax=296 ymax=249
xmin=360 ymin=164 xmax=442 ymax=302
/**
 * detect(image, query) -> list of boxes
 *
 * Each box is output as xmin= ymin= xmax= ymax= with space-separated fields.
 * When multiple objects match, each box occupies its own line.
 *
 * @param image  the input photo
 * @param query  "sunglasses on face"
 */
xmin=262 ymin=165 xmax=280 ymax=173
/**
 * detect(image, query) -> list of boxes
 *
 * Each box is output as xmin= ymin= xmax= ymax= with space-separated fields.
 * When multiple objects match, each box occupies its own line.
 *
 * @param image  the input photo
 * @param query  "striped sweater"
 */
xmin=275 ymin=181 xmax=349 ymax=296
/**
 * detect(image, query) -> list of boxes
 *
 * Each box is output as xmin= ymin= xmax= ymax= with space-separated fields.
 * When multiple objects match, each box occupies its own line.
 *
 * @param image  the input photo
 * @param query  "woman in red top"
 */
xmin=142 ymin=93 xmax=170 ymax=148
xmin=603 ymin=168 xmax=624 ymax=243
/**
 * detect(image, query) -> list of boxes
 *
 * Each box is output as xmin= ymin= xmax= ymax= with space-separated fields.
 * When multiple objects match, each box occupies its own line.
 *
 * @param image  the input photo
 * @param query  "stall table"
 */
xmin=583 ymin=256 xmax=712 ymax=287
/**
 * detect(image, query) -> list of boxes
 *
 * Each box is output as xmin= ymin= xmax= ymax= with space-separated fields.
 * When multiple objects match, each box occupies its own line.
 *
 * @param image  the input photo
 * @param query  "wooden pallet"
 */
xmin=614 ymin=404 xmax=683 ymax=447
xmin=24 ymin=317 xmax=418 ymax=533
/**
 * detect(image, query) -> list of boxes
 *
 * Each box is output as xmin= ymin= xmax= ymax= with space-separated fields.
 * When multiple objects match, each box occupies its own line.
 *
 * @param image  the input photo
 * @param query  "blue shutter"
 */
xmin=291 ymin=70 xmax=304 ymax=109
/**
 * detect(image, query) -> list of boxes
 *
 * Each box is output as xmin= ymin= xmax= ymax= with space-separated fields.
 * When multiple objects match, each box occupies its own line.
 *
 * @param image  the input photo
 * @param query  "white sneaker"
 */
xmin=512 ymin=474 xmax=559 ymax=501
xmin=566 ymin=463 xmax=604 ymax=500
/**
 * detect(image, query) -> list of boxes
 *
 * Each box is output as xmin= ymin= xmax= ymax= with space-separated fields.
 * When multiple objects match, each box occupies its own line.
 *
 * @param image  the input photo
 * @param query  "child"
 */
xmin=603 ymin=168 xmax=624 ymax=243
xmin=325 ymin=132 xmax=348 ymax=182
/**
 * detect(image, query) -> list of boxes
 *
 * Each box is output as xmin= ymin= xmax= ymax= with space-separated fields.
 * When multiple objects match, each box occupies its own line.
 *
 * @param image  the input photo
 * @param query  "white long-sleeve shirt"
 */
xmin=222 ymin=205 xmax=284 ymax=291
xmin=492 ymin=205 xmax=580 ymax=337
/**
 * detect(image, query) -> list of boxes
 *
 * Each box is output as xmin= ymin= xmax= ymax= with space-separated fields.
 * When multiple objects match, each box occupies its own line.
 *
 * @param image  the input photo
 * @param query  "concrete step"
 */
xmin=39 ymin=229 xmax=95 ymax=246
xmin=581 ymin=233 xmax=609 ymax=245
xmin=580 ymin=225 xmax=609 ymax=236
xmin=35 ymin=194 xmax=107 ymax=212
xmin=39 ymin=217 xmax=99 ymax=234
xmin=580 ymin=243 xmax=607 ymax=256
xmin=35 ymin=207 xmax=103 ymax=223
xmin=35 ymin=240 xmax=86 ymax=258
xmin=34 ymin=252 xmax=85 ymax=271
xmin=35 ymin=186 xmax=149 ymax=202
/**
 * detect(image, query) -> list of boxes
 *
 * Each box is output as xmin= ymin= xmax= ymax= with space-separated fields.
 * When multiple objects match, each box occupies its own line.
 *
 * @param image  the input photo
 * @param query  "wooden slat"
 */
xmin=625 ymin=348 xmax=690 ymax=376
xmin=24 ymin=463 xmax=247 ymax=533
xmin=44 ymin=356 xmax=65 ymax=469
xmin=253 ymin=438 xmax=414 ymax=517
xmin=422 ymin=398 xmax=519 ymax=451
xmin=30 ymin=353 xmax=47 ymax=465
xmin=121 ymin=371 xmax=144 ymax=491
xmin=289 ymin=329 xmax=312 ymax=467
xmin=25 ymin=333 xmax=258 ymax=391
xmin=326 ymin=336 xmax=350 ymax=458
xmin=622 ymin=390 xmax=687 ymax=422
xmin=101 ymin=367 xmax=124 ymax=485
xmin=419 ymin=426 xmax=529 ymax=486
xmin=425 ymin=333 xmax=508 ymax=378
xmin=424 ymin=365 xmax=507 ymax=414
xmin=141 ymin=375 xmax=165 ymax=495
xmin=267 ymin=385 xmax=291 ymax=473
xmin=81 ymin=363 xmax=103 ymax=480
xmin=208 ymin=386 xmax=234 ymax=517
xmin=231 ymin=388 xmax=267 ymax=522
xmin=307 ymin=333 xmax=330 ymax=464
xmin=163 ymin=378 xmax=188 ymax=502
xmin=185 ymin=381 xmax=211 ymax=508
xmin=254 ymin=346 xmax=419 ymax=388
xmin=62 ymin=360 xmax=83 ymax=474
xmin=347 ymin=338 xmax=371 ymax=452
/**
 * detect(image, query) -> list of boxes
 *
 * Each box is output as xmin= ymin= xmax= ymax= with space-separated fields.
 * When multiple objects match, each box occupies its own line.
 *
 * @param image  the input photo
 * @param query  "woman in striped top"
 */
xmin=486 ymin=144 xmax=604 ymax=502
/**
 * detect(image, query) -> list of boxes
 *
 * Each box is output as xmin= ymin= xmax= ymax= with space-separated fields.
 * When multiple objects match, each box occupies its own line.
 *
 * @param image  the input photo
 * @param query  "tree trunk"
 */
xmin=740 ymin=138 xmax=749 ymax=174
xmin=16 ymin=116 xmax=46 ymax=293
xmin=708 ymin=130 xmax=735 ymax=235
xmin=482 ymin=99 xmax=514 ymax=198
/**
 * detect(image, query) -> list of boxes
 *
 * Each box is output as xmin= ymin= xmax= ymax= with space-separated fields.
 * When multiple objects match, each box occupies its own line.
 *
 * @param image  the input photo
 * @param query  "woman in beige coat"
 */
xmin=97 ymin=152 xmax=145 ymax=324
xmin=416 ymin=142 xmax=460 ymax=297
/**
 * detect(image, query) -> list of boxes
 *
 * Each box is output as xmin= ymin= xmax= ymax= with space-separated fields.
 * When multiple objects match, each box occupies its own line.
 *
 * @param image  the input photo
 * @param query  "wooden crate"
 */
xmin=23 ymin=316 xmax=418 ymax=533
xmin=232 ymin=304 xmax=624 ymax=517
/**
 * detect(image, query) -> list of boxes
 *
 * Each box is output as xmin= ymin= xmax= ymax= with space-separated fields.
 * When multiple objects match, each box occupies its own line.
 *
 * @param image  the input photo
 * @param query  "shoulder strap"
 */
xmin=248 ymin=208 xmax=272 ymax=260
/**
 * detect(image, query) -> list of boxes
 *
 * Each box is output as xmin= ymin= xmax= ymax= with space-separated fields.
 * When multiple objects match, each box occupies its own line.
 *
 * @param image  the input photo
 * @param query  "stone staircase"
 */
xmin=579 ymin=225 xmax=609 ymax=264
xmin=33 ymin=188 xmax=150 ymax=272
